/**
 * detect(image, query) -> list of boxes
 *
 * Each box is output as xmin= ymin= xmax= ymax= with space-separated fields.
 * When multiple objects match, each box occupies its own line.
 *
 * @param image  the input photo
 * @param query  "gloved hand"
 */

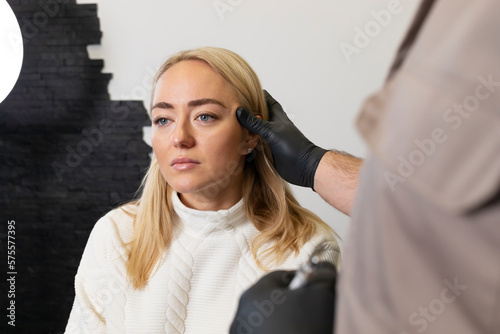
xmin=230 ymin=262 xmax=336 ymax=334
xmin=236 ymin=91 xmax=328 ymax=189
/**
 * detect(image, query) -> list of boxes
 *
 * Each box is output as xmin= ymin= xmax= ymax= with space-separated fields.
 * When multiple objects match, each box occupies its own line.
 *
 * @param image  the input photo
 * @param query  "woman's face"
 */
xmin=151 ymin=60 xmax=256 ymax=210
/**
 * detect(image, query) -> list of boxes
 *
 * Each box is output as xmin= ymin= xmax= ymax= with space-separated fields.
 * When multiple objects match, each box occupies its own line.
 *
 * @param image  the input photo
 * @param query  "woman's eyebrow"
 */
xmin=152 ymin=102 xmax=174 ymax=110
xmin=188 ymin=98 xmax=226 ymax=108
xmin=152 ymin=98 xmax=226 ymax=111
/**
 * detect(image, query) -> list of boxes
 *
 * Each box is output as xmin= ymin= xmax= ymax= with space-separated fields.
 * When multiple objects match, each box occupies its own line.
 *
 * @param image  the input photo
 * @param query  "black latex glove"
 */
xmin=230 ymin=262 xmax=336 ymax=334
xmin=236 ymin=90 xmax=328 ymax=189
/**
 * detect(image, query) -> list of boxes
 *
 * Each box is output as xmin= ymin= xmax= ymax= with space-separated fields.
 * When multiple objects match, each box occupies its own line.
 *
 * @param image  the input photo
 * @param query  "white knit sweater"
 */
xmin=65 ymin=193 xmax=340 ymax=334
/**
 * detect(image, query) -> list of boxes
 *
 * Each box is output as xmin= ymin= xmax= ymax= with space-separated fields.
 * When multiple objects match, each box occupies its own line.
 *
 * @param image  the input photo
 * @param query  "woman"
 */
xmin=65 ymin=47 xmax=340 ymax=334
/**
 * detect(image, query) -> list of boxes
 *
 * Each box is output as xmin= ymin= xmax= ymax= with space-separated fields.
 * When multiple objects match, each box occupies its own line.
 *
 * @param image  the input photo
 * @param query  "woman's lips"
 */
xmin=170 ymin=157 xmax=200 ymax=171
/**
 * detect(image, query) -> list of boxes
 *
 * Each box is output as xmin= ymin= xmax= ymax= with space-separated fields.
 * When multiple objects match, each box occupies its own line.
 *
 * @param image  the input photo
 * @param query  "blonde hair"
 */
xmin=125 ymin=47 xmax=336 ymax=289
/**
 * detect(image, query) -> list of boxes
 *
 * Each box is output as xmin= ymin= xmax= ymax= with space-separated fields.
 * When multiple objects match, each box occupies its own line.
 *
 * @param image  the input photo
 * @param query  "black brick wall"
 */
xmin=0 ymin=1 xmax=151 ymax=333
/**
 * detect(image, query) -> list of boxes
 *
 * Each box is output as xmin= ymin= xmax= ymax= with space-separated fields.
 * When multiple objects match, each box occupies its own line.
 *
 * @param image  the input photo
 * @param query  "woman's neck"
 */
xmin=178 ymin=188 xmax=243 ymax=211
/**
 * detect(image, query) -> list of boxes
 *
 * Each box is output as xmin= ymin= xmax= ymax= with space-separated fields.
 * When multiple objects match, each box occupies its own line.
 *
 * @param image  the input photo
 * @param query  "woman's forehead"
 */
xmin=154 ymin=61 xmax=238 ymax=105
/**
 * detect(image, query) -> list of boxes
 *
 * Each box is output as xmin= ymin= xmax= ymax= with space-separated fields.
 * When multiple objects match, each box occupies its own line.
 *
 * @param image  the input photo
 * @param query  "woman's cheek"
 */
xmin=151 ymin=129 xmax=168 ymax=150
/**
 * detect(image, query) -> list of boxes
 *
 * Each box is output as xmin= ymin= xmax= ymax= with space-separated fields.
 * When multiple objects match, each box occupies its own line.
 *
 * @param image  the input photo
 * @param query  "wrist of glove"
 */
xmin=230 ymin=262 xmax=336 ymax=334
xmin=236 ymin=90 xmax=327 ymax=189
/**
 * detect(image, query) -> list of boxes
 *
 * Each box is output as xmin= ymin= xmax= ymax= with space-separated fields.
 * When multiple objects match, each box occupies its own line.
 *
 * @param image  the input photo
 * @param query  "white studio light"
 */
xmin=0 ymin=0 xmax=23 ymax=104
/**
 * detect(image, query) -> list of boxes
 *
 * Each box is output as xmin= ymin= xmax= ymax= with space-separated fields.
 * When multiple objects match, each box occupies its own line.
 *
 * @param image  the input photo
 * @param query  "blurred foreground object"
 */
xmin=230 ymin=262 xmax=336 ymax=334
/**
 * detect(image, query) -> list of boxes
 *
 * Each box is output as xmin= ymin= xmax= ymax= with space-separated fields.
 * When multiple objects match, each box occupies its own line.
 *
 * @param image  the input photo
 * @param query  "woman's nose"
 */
xmin=170 ymin=120 xmax=194 ymax=148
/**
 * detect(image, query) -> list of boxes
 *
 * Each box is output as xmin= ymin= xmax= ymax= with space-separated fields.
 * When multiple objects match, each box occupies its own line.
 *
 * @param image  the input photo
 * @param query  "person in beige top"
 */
xmin=231 ymin=0 xmax=500 ymax=333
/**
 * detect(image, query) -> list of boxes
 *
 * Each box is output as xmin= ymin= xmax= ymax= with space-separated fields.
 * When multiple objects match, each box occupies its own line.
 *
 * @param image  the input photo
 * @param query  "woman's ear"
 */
xmin=239 ymin=112 xmax=261 ymax=155
xmin=247 ymin=131 xmax=260 ymax=150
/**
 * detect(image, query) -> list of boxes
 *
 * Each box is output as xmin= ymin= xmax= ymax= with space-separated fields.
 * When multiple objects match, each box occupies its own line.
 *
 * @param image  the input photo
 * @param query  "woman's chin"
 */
xmin=170 ymin=185 xmax=197 ymax=195
xmin=169 ymin=182 xmax=206 ymax=197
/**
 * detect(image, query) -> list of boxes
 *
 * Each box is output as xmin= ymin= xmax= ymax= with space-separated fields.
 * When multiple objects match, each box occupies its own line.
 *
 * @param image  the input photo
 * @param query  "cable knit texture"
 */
xmin=65 ymin=192 xmax=340 ymax=333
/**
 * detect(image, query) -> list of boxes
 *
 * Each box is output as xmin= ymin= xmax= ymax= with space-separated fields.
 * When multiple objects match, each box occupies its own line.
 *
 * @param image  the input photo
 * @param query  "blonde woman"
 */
xmin=65 ymin=47 xmax=340 ymax=334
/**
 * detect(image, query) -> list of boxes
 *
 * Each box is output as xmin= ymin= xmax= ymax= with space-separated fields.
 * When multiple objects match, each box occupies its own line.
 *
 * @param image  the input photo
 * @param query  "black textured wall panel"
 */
xmin=0 ymin=1 xmax=151 ymax=333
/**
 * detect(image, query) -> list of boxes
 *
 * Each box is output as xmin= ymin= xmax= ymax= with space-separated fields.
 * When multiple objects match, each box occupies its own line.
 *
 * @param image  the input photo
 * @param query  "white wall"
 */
xmin=76 ymin=0 xmax=420 ymax=246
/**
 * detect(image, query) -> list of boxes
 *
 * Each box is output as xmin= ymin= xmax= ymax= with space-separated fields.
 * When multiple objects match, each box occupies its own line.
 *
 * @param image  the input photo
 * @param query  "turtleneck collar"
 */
xmin=171 ymin=191 xmax=248 ymax=237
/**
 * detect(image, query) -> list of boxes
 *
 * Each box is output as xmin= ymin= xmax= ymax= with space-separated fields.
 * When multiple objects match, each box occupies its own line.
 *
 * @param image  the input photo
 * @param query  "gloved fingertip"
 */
xmin=236 ymin=107 xmax=264 ymax=134
xmin=236 ymin=106 xmax=249 ymax=117
xmin=236 ymin=107 xmax=253 ymax=124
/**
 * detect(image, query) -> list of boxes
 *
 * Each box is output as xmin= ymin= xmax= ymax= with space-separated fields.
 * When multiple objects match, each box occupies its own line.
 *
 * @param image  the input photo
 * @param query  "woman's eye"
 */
xmin=197 ymin=114 xmax=215 ymax=122
xmin=154 ymin=118 xmax=170 ymax=126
